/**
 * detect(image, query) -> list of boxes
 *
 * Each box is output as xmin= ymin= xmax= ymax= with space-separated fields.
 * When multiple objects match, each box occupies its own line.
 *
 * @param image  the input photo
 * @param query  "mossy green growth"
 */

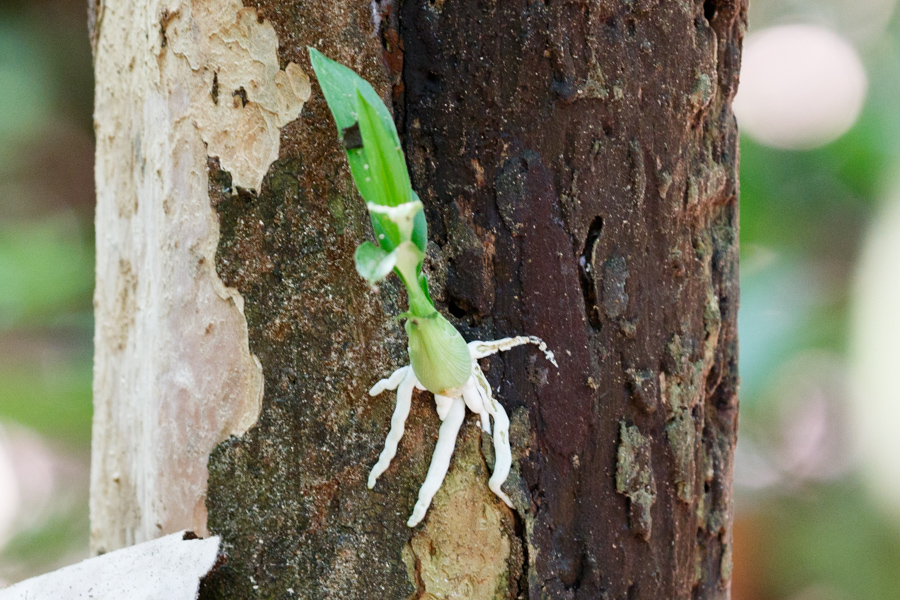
xmin=308 ymin=48 xmax=471 ymax=394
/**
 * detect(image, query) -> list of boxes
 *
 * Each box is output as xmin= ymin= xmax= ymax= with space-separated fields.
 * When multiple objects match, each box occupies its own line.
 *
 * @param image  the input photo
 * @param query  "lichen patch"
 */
xmin=616 ymin=422 xmax=656 ymax=542
xmin=666 ymin=409 xmax=697 ymax=504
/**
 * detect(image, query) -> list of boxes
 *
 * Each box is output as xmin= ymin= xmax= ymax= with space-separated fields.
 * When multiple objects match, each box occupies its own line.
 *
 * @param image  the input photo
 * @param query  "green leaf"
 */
xmin=351 ymin=142 xmax=401 ymax=248
xmin=308 ymin=48 xmax=431 ymax=285
xmin=411 ymin=191 xmax=427 ymax=254
xmin=354 ymin=88 xmax=412 ymax=207
xmin=308 ymin=47 xmax=412 ymax=250
xmin=354 ymin=241 xmax=398 ymax=283
xmin=417 ymin=271 xmax=433 ymax=304
xmin=369 ymin=214 xmax=395 ymax=251
xmin=307 ymin=47 xmax=395 ymax=135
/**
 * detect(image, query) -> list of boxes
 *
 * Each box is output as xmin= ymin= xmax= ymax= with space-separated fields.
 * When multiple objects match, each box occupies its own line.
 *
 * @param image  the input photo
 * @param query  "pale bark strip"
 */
xmin=0 ymin=532 xmax=219 ymax=600
xmin=91 ymin=0 xmax=309 ymax=553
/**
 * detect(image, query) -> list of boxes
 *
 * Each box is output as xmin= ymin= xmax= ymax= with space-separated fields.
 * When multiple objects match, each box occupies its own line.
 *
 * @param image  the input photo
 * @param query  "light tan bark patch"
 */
xmin=166 ymin=3 xmax=311 ymax=190
xmin=403 ymin=427 xmax=512 ymax=600
xmin=91 ymin=0 xmax=308 ymax=553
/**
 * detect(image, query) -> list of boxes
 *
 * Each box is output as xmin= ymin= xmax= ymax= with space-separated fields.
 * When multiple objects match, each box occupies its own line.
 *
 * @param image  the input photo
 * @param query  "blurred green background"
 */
xmin=1 ymin=0 xmax=899 ymax=597
xmin=0 ymin=0 xmax=95 ymax=585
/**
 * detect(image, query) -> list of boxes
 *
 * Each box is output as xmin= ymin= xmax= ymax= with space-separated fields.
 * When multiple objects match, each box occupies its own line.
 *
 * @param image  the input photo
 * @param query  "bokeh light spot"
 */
xmin=735 ymin=24 xmax=867 ymax=150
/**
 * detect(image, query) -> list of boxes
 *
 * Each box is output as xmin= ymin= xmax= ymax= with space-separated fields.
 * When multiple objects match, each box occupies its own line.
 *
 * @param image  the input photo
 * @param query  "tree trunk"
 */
xmin=91 ymin=0 xmax=744 ymax=599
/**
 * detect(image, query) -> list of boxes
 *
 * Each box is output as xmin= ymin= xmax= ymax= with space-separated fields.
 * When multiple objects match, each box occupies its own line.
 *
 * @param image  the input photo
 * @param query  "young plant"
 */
xmin=308 ymin=48 xmax=557 ymax=527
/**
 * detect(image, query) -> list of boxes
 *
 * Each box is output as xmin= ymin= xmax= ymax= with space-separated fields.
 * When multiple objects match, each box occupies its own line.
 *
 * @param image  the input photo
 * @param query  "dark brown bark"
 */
xmin=201 ymin=1 xmax=744 ymax=599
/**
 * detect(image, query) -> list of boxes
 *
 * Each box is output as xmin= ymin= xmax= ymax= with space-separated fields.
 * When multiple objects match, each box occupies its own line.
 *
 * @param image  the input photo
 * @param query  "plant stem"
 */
xmin=394 ymin=245 xmax=436 ymax=318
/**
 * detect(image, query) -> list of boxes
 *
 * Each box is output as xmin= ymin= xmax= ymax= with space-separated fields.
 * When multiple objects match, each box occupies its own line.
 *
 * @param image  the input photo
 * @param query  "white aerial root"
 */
xmin=367 ymin=366 xmax=415 ymax=488
xmin=367 ymin=335 xmax=557 ymax=527
xmin=407 ymin=395 xmax=465 ymax=526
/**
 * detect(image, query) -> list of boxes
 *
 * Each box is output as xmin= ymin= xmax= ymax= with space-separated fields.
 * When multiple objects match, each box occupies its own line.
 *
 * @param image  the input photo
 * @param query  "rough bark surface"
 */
xmin=397 ymin=2 xmax=744 ymax=598
xmin=94 ymin=0 xmax=743 ymax=598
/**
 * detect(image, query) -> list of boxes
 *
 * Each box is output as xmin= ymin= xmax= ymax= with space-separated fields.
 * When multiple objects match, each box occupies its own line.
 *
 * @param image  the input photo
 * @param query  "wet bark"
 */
xmin=190 ymin=0 xmax=742 ymax=599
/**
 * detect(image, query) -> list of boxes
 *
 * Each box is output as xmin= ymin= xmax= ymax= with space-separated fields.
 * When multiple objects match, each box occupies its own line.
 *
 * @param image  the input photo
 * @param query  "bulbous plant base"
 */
xmin=367 ymin=336 xmax=557 ymax=526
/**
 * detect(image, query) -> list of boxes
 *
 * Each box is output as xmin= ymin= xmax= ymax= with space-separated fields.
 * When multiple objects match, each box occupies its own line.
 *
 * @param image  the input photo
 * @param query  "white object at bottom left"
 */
xmin=0 ymin=531 xmax=219 ymax=600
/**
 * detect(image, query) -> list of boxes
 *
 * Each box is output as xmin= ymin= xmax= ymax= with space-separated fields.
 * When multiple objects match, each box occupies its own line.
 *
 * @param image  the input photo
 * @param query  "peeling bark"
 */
xmin=91 ymin=0 xmax=308 ymax=552
xmin=92 ymin=0 xmax=743 ymax=598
